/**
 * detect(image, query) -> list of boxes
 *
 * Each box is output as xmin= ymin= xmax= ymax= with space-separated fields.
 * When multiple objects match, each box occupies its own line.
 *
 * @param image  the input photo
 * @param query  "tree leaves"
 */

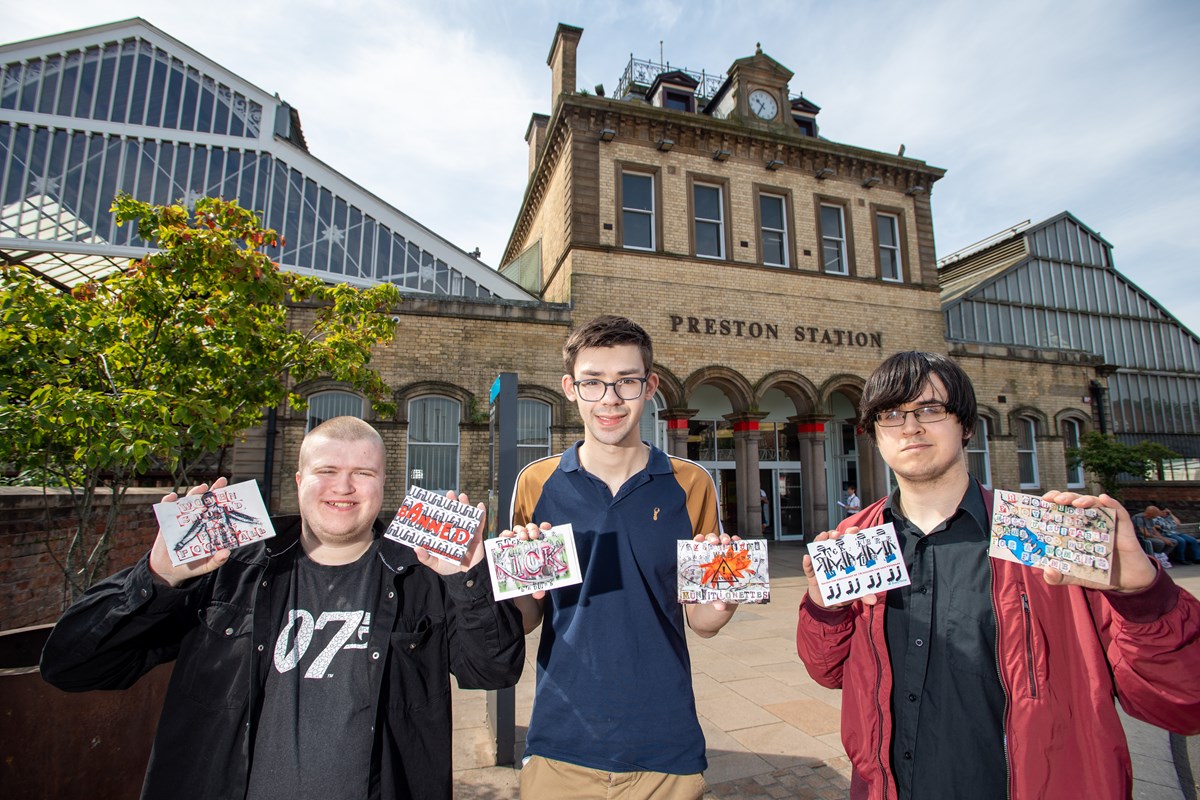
xmin=0 ymin=193 xmax=400 ymax=599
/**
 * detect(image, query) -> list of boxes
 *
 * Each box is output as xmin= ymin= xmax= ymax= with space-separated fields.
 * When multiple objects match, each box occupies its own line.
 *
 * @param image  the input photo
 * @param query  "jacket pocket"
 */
xmin=387 ymin=615 xmax=449 ymax=711
xmin=176 ymin=601 xmax=253 ymax=710
xmin=1017 ymin=592 xmax=1040 ymax=698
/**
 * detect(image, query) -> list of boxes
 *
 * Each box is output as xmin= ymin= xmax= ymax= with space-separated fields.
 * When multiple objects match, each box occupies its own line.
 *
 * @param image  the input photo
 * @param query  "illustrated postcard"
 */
xmin=677 ymin=539 xmax=770 ymax=604
xmin=383 ymin=485 xmax=484 ymax=564
xmin=989 ymin=489 xmax=1115 ymax=586
xmin=483 ymin=524 xmax=582 ymax=601
xmin=806 ymin=523 xmax=910 ymax=605
xmin=154 ymin=480 xmax=275 ymax=566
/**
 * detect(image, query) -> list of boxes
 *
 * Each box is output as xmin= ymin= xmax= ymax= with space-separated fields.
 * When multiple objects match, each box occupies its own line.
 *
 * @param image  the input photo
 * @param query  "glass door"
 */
xmin=775 ymin=469 xmax=805 ymax=541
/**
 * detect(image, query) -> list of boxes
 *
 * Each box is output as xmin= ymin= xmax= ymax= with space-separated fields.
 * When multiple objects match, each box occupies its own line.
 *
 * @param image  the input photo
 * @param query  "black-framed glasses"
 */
xmin=876 ymin=403 xmax=949 ymax=427
xmin=572 ymin=377 xmax=648 ymax=402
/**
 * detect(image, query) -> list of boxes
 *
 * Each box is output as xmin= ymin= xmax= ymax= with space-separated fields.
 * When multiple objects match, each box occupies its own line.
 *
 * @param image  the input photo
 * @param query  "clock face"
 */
xmin=748 ymin=89 xmax=778 ymax=120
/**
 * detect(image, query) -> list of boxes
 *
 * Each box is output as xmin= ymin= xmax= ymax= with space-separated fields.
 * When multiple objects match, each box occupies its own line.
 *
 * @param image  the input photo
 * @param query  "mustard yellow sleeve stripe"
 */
xmin=669 ymin=457 xmax=722 ymax=537
xmin=511 ymin=455 xmax=560 ymax=527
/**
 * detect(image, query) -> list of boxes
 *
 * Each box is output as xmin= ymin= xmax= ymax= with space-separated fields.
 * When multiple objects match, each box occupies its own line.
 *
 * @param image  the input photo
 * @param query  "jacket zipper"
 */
xmin=1020 ymin=593 xmax=1038 ymax=698
xmin=991 ymin=557 xmax=1012 ymax=800
xmin=867 ymin=602 xmax=893 ymax=798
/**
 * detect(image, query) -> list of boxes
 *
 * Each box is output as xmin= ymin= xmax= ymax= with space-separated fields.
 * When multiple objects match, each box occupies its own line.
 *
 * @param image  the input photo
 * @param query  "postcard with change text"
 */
xmin=483 ymin=524 xmax=582 ymax=601
xmin=677 ymin=539 xmax=771 ymax=604
xmin=155 ymin=480 xmax=275 ymax=566
xmin=383 ymin=485 xmax=484 ymax=564
xmin=806 ymin=523 xmax=910 ymax=605
xmin=989 ymin=489 xmax=1115 ymax=586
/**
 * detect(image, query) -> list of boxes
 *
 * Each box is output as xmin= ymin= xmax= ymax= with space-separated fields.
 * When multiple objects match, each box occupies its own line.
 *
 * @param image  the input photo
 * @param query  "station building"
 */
xmin=5 ymin=20 xmax=1194 ymax=538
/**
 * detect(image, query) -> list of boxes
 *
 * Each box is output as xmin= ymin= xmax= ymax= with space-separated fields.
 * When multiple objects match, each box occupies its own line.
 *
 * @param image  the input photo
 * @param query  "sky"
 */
xmin=7 ymin=0 xmax=1200 ymax=332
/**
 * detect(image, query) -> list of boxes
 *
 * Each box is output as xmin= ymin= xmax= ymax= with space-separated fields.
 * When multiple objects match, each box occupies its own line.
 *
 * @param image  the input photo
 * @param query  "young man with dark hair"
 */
xmin=504 ymin=314 xmax=738 ymax=800
xmin=41 ymin=416 xmax=525 ymax=800
xmin=796 ymin=351 xmax=1200 ymax=800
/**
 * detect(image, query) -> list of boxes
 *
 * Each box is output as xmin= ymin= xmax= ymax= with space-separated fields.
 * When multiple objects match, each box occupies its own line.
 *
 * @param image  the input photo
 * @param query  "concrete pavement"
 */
xmin=452 ymin=543 xmax=1200 ymax=799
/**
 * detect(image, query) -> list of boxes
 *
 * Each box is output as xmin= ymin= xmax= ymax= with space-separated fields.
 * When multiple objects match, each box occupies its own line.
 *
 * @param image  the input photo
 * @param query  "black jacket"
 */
xmin=40 ymin=517 xmax=525 ymax=800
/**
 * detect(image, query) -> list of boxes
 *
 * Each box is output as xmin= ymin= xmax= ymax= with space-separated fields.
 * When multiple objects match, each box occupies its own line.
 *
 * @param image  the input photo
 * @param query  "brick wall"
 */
xmin=0 ymin=488 xmax=162 ymax=631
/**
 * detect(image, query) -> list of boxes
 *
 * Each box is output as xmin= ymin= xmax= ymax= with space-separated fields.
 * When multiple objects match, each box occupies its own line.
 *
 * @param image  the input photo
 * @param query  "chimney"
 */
xmin=525 ymin=113 xmax=550 ymax=178
xmin=547 ymin=23 xmax=583 ymax=109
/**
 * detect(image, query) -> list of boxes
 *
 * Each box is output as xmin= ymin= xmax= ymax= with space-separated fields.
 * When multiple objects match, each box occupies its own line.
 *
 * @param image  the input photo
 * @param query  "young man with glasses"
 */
xmin=796 ymin=351 xmax=1200 ymax=800
xmin=503 ymin=315 xmax=738 ymax=800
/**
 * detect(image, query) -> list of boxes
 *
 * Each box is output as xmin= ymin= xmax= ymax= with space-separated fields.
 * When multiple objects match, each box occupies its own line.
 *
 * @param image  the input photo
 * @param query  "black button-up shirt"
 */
xmin=884 ymin=481 xmax=1007 ymax=800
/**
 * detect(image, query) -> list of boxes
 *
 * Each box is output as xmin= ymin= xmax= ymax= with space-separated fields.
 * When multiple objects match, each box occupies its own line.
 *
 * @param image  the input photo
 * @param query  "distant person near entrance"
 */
xmin=796 ymin=350 xmax=1200 ymax=800
xmin=837 ymin=484 xmax=861 ymax=519
xmin=502 ymin=315 xmax=739 ymax=800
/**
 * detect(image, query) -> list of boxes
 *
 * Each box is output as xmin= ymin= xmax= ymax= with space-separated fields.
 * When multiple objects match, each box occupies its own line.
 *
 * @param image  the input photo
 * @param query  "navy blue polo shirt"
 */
xmin=511 ymin=442 xmax=721 ymax=774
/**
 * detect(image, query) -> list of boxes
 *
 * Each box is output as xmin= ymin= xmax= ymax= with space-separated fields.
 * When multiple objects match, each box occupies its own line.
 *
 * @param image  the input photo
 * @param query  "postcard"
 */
xmin=483 ymin=524 xmax=582 ymax=601
xmin=806 ymin=523 xmax=910 ymax=605
xmin=383 ymin=485 xmax=484 ymax=564
xmin=155 ymin=480 xmax=275 ymax=566
xmin=989 ymin=489 xmax=1114 ymax=586
xmin=677 ymin=539 xmax=770 ymax=604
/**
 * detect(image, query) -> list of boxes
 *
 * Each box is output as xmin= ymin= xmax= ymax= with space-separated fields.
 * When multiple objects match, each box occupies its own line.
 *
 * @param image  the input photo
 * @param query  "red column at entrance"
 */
xmin=660 ymin=409 xmax=697 ymax=459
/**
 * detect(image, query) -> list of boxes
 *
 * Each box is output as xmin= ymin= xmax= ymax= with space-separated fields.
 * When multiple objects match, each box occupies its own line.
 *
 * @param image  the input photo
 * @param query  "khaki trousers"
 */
xmin=520 ymin=755 xmax=706 ymax=800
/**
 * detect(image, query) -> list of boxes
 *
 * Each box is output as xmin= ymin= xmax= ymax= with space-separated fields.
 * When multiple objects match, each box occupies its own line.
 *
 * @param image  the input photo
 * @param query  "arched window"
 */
xmin=407 ymin=396 xmax=459 ymax=492
xmin=639 ymin=393 xmax=667 ymax=451
xmin=966 ymin=418 xmax=991 ymax=488
xmin=517 ymin=399 xmax=551 ymax=469
xmin=306 ymin=391 xmax=365 ymax=431
xmin=1017 ymin=416 xmax=1039 ymax=489
xmin=1062 ymin=419 xmax=1085 ymax=488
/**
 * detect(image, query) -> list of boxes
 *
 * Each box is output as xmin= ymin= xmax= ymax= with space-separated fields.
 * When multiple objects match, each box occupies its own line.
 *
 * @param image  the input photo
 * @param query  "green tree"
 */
xmin=0 ymin=195 xmax=400 ymax=603
xmin=1066 ymin=431 xmax=1177 ymax=498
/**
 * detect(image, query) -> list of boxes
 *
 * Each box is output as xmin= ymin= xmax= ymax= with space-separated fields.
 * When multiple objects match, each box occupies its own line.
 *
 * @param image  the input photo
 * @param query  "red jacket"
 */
xmin=796 ymin=491 xmax=1200 ymax=800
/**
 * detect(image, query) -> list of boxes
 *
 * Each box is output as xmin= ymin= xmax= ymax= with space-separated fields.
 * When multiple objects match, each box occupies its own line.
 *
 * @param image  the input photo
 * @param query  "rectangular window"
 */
xmin=820 ymin=204 xmax=847 ymax=274
xmin=1062 ymin=419 xmax=1084 ymax=488
xmin=1017 ymin=417 xmax=1039 ymax=488
xmin=966 ymin=419 xmax=991 ymax=488
xmin=693 ymin=182 xmax=724 ymax=259
xmin=759 ymin=193 xmax=788 ymax=267
xmin=877 ymin=212 xmax=902 ymax=281
xmin=622 ymin=171 xmax=654 ymax=250
xmin=517 ymin=399 xmax=552 ymax=469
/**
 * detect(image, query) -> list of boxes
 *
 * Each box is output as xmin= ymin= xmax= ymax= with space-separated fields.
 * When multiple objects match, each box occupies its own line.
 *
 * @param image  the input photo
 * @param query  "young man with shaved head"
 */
xmin=796 ymin=351 xmax=1200 ymax=800
xmin=42 ymin=416 xmax=524 ymax=800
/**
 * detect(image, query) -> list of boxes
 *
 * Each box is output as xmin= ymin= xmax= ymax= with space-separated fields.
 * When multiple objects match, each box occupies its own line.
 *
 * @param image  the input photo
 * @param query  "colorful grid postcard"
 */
xmin=989 ymin=489 xmax=1115 ymax=586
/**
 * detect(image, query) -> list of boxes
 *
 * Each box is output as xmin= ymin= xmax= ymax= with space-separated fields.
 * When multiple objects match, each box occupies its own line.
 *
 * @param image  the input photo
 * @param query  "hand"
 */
xmin=415 ymin=491 xmax=487 ymax=576
xmin=497 ymin=522 xmax=553 ymax=599
xmin=149 ymin=477 xmax=232 ymax=589
xmin=802 ymin=526 xmax=882 ymax=609
xmin=1039 ymin=491 xmax=1157 ymax=593
xmin=692 ymin=531 xmax=743 ymax=612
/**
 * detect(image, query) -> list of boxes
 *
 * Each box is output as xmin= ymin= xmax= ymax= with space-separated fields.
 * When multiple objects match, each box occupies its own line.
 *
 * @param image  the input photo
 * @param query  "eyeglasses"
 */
xmin=876 ymin=403 xmax=949 ymax=427
xmin=572 ymin=377 xmax=648 ymax=402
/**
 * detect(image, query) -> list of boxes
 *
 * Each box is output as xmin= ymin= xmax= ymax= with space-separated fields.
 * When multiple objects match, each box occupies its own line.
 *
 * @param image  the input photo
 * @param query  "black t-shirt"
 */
xmin=247 ymin=542 xmax=382 ymax=800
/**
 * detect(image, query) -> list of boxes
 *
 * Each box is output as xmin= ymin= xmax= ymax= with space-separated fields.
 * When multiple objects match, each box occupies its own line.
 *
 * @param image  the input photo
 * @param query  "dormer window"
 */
xmin=647 ymin=69 xmax=700 ymax=113
xmin=663 ymin=90 xmax=693 ymax=112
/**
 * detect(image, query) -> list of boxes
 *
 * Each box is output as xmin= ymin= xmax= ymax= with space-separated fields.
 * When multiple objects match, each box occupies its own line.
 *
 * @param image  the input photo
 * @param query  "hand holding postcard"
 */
xmin=989 ymin=489 xmax=1115 ymax=586
xmin=383 ymin=485 xmax=484 ymax=564
xmin=483 ymin=524 xmax=582 ymax=601
xmin=154 ymin=480 xmax=274 ymax=566
xmin=806 ymin=523 xmax=910 ymax=605
xmin=677 ymin=539 xmax=770 ymax=604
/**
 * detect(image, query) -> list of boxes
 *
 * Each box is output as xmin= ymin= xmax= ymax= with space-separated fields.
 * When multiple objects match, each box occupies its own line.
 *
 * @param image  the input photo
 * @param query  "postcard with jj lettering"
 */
xmin=155 ymin=480 xmax=275 ymax=566
xmin=383 ymin=485 xmax=484 ymax=564
xmin=805 ymin=523 xmax=910 ymax=605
